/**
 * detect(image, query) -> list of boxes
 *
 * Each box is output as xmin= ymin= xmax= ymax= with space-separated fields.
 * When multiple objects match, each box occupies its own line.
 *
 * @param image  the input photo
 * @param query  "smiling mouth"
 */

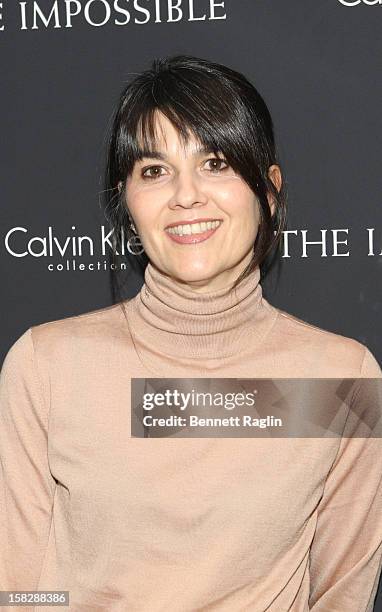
xmin=164 ymin=220 xmax=223 ymax=244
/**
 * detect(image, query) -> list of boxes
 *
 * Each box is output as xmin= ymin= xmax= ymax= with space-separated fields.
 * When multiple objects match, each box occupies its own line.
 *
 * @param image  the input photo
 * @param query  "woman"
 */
xmin=0 ymin=55 xmax=381 ymax=611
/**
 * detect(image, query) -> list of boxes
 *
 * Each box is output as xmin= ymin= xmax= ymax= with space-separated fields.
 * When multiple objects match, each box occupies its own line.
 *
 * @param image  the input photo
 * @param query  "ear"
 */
xmin=267 ymin=165 xmax=282 ymax=217
xmin=117 ymin=181 xmax=123 ymax=193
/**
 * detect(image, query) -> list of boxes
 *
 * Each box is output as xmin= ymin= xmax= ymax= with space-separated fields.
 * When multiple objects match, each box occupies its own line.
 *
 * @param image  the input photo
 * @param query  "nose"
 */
xmin=168 ymin=169 xmax=208 ymax=209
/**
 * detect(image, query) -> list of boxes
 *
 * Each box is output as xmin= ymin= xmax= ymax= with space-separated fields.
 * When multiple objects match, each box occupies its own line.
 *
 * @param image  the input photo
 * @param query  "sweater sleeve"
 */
xmin=361 ymin=346 xmax=382 ymax=378
xmin=0 ymin=328 xmax=56 ymax=605
xmin=309 ymin=346 xmax=382 ymax=611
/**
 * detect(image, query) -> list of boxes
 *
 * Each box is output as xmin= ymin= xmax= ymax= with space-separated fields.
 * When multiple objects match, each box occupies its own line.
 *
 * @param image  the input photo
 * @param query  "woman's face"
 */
xmin=123 ymin=111 xmax=280 ymax=292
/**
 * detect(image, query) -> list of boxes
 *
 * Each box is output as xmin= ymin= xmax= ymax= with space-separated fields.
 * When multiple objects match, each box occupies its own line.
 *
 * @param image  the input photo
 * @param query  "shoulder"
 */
xmin=32 ymin=301 xmax=124 ymax=338
xmin=270 ymin=306 xmax=381 ymax=377
xmin=34 ymin=301 xmax=129 ymax=355
xmin=2 ymin=302 xmax=129 ymax=372
xmin=0 ymin=303 xmax=134 ymax=413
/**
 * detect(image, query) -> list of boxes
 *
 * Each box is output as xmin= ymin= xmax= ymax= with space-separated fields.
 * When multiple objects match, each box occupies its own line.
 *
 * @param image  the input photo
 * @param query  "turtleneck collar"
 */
xmin=124 ymin=261 xmax=278 ymax=361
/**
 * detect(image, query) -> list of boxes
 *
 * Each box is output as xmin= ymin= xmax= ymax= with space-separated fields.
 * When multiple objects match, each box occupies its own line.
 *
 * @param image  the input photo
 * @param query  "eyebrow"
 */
xmin=136 ymin=145 xmax=218 ymax=161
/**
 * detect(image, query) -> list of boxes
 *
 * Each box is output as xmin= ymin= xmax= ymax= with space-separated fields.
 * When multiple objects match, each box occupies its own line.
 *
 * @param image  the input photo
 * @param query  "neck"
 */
xmin=125 ymin=261 xmax=275 ymax=361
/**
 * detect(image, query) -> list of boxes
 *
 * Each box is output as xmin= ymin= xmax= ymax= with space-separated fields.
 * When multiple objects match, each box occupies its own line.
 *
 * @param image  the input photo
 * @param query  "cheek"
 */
xmin=125 ymin=190 xmax=152 ymax=226
xmin=217 ymin=184 xmax=259 ymax=223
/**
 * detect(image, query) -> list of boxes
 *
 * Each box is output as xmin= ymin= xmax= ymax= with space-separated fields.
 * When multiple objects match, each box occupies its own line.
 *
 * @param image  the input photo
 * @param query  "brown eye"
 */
xmin=204 ymin=158 xmax=229 ymax=173
xmin=141 ymin=166 xmax=165 ymax=180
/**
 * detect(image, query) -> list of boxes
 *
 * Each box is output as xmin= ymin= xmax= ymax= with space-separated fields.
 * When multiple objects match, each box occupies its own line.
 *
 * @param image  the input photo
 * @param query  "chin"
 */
xmin=171 ymin=267 xmax=221 ymax=285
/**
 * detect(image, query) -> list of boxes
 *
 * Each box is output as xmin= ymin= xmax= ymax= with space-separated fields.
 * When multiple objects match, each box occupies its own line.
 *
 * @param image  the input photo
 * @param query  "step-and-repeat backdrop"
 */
xmin=1 ymin=0 xmax=381 ymax=604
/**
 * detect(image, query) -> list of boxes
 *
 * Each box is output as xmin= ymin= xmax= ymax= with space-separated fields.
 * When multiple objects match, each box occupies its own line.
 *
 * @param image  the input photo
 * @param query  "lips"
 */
xmin=164 ymin=219 xmax=223 ymax=245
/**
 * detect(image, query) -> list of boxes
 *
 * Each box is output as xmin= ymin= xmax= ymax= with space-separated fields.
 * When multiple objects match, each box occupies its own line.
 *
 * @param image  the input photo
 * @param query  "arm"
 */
xmin=0 ymin=328 xmax=56 ymax=608
xmin=309 ymin=347 xmax=382 ymax=611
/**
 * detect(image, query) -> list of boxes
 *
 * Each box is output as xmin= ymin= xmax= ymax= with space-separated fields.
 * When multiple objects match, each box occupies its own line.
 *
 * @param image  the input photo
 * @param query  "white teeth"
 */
xmin=166 ymin=220 xmax=222 ymax=236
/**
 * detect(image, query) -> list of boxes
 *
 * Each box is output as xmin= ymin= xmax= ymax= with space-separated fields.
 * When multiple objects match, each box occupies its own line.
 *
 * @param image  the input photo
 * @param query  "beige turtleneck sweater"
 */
xmin=0 ymin=262 xmax=381 ymax=611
